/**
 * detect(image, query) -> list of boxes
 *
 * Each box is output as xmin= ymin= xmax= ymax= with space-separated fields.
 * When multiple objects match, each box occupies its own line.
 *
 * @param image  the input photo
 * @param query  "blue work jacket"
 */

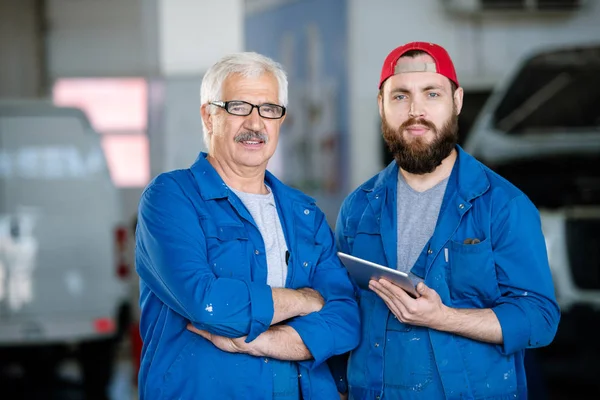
xmin=334 ymin=146 xmax=560 ymax=399
xmin=135 ymin=152 xmax=360 ymax=399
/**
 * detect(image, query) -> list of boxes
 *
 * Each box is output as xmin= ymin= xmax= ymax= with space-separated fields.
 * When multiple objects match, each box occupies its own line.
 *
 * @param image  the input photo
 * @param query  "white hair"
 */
xmin=200 ymin=52 xmax=289 ymax=149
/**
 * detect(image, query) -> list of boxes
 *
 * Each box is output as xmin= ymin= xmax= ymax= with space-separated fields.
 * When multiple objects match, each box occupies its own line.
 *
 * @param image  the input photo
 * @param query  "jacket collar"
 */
xmin=452 ymin=145 xmax=490 ymax=203
xmin=189 ymin=152 xmax=316 ymax=205
xmin=367 ymin=145 xmax=490 ymax=203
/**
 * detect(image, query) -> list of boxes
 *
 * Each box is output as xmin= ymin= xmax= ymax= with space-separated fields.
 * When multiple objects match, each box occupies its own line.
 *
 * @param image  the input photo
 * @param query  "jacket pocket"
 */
xmin=343 ymin=216 xmax=385 ymax=261
xmin=356 ymin=217 xmax=380 ymax=235
xmin=447 ymin=237 xmax=500 ymax=306
xmin=202 ymin=220 xmax=249 ymax=279
xmin=160 ymin=334 xmax=200 ymax=398
xmin=343 ymin=215 xmax=380 ymax=239
xmin=383 ymin=319 xmax=434 ymax=391
xmin=455 ymin=336 xmax=519 ymax=399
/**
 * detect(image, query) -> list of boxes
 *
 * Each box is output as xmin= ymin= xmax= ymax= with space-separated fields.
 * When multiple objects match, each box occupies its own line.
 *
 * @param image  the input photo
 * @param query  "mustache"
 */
xmin=234 ymin=131 xmax=269 ymax=144
xmin=399 ymin=117 xmax=437 ymax=132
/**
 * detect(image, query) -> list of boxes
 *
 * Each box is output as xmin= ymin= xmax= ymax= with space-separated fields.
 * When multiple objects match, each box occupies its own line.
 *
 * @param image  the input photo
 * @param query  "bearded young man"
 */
xmin=332 ymin=42 xmax=560 ymax=399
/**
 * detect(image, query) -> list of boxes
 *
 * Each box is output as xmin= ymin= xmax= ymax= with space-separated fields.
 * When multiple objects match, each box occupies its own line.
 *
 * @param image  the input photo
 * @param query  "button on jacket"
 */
xmin=335 ymin=146 xmax=560 ymax=400
xmin=136 ymin=152 xmax=360 ymax=399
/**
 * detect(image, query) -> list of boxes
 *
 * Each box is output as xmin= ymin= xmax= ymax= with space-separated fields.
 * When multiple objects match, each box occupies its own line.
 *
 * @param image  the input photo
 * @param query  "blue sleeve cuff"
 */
xmin=288 ymin=313 xmax=335 ymax=368
xmin=245 ymin=282 xmax=274 ymax=342
xmin=493 ymin=302 xmax=530 ymax=355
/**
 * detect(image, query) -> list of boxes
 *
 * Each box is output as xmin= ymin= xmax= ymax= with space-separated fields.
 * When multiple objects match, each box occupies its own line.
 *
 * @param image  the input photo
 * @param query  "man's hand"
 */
xmin=187 ymin=323 xmax=314 ymax=360
xmin=296 ymin=287 xmax=325 ymax=315
xmin=369 ymin=279 xmax=447 ymax=329
xmin=371 ymin=279 xmax=504 ymax=343
xmin=186 ymin=324 xmax=255 ymax=355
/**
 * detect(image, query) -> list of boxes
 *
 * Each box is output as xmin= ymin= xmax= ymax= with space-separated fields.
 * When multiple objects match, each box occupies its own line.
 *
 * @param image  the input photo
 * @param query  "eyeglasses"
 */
xmin=210 ymin=100 xmax=286 ymax=120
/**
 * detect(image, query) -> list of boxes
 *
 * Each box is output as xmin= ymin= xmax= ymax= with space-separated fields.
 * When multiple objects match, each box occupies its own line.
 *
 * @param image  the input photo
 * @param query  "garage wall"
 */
xmin=0 ymin=0 xmax=43 ymax=98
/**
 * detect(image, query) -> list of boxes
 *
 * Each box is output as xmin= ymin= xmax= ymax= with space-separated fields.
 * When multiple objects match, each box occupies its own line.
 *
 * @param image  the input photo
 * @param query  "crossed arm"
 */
xmin=187 ymin=287 xmax=325 ymax=360
xmin=137 ymin=175 xmax=359 ymax=364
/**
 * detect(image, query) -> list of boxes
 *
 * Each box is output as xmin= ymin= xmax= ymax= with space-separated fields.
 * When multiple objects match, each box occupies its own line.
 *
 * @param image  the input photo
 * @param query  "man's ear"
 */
xmin=201 ymin=103 xmax=213 ymax=133
xmin=378 ymin=93 xmax=384 ymax=118
xmin=453 ymin=87 xmax=464 ymax=116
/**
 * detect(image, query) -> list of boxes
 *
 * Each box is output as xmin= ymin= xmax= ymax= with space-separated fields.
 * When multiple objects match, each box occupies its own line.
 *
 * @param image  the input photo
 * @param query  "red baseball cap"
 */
xmin=379 ymin=42 xmax=459 ymax=89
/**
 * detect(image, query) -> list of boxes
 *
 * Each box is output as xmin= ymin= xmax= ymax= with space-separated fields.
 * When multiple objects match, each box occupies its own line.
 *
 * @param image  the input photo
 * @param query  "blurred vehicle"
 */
xmin=0 ymin=100 xmax=132 ymax=395
xmin=463 ymin=42 xmax=600 ymax=384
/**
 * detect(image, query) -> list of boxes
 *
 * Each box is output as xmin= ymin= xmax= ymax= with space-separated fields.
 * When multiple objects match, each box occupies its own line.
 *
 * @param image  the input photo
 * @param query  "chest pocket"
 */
xmin=344 ymin=216 xmax=382 ymax=258
xmin=202 ymin=221 xmax=250 ymax=280
xmin=343 ymin=216 xmax=385 ymax=261
xmin=356 ymin=217 xmax=380 ymax=234
xmin=447 ymin=238 xmax=500 ymax=306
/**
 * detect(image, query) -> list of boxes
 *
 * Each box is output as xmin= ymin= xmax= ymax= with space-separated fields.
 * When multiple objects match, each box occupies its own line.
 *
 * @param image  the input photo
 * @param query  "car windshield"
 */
xmin=492 ymin=153 xmax=600 ymax=209
xmin=493 ymin=44 xmax=600 ymax=134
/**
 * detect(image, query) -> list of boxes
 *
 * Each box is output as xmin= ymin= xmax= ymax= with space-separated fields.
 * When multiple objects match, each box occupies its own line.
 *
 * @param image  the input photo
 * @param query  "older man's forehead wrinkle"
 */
xmin=221 ymin=73 xmax=280 ymax=105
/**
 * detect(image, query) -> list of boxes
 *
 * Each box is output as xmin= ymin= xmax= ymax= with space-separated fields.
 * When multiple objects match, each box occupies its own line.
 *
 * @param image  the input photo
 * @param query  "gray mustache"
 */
xmin=234 ymin=132 xmax=269 ymax=144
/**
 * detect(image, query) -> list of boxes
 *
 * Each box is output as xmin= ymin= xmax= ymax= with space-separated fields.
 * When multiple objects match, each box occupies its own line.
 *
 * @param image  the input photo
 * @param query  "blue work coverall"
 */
xmin=334 ymin=146 xmax=560 ymax=399
xmin=135 ymin=152 xmax=360 ymax=399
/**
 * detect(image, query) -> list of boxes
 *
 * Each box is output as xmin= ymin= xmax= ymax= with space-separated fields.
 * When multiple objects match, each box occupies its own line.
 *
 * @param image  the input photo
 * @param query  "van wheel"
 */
xmin=79 ymin=337 xmax=117 ymax=400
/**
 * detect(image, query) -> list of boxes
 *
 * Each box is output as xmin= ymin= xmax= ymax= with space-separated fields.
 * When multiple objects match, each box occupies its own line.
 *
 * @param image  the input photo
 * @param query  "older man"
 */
xmin=135 ymin=51 xmax=360 ymax=399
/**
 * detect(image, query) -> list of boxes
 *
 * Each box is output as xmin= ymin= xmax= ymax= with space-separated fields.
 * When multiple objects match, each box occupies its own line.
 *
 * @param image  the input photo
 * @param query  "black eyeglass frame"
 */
xmin=210 ymin=100 xmax=286 ymax=119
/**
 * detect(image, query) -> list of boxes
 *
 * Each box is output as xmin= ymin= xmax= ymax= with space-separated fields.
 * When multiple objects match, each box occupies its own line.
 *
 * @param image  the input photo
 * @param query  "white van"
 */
xmin=0 ymin=100 xmax=131 ymax=394
xmin=463 ymin=42 xmax=600 ymax=384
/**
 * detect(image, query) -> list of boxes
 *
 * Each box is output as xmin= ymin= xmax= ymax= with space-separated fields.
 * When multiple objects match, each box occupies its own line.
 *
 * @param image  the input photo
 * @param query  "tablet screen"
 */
xmin=337 ymin=252 xmax=419 ymax=298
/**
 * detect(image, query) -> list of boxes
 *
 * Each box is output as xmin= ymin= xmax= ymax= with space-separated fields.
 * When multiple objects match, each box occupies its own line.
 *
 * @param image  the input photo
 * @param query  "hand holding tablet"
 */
xmin=337 ymin=252 xmax=419 ymax=298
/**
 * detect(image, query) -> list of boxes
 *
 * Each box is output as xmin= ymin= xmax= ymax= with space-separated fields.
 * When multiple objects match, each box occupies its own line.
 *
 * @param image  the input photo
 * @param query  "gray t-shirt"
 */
xmin=396 ymin=170 xmax=448 ymax=275
xmin=232 ymin=186 xmax=288 ymax=288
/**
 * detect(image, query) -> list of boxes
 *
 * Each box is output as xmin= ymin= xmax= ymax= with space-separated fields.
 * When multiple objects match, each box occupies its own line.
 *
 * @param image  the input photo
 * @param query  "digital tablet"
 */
xmin=338 ymin=252 xmax=419 ymax=298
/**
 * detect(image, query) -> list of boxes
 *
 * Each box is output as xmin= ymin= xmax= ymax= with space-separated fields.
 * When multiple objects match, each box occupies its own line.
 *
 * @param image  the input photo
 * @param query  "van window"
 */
xmin=493 ymin=45 xmax=600 ymax=134
xmin=0 ymin=115 xmax=109 ymax=181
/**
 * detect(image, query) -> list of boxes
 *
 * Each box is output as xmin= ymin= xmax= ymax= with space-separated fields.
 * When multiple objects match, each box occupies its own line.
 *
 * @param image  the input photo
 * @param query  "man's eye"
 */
xmin=428 ymin=92 xmax=440 ymax=98
xmin=230 ymin=105 xmax=247 ymax=112
xmin=394 ymin=95 xmax=407 ymax=100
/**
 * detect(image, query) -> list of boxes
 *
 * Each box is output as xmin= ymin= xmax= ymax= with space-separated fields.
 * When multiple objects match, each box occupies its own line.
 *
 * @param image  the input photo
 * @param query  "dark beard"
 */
xmin=381 ymin=108 xmax=458 ymax=174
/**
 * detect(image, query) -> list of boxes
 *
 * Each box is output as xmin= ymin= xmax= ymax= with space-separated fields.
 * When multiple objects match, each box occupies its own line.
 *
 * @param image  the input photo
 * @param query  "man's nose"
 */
xmin=408 ymin=99 xmax=425 ymax=118
xmin=244 ymin=107 xmax=265 ymax=130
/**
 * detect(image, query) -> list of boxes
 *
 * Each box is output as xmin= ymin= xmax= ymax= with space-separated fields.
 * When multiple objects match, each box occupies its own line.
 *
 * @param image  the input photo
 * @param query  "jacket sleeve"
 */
xmin=135 ymin=173 xmax=274 ymax=341
xmin=286 ymin=208 xmax=360 ymax=369
xmin=491 ymin=194 xmax=560 ymax=355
